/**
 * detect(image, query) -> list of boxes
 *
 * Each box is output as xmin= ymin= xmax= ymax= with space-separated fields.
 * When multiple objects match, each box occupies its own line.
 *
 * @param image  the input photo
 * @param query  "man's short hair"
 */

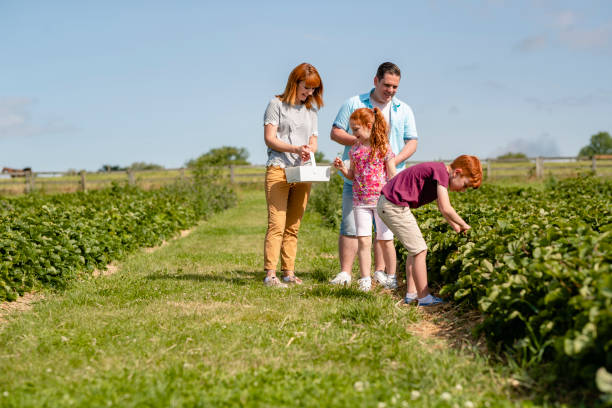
xmin=376 ymin=62 xmax=401 ymax=79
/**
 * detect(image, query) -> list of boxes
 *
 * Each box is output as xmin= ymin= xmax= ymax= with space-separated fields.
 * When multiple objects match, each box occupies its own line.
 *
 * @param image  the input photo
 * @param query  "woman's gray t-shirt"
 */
xmin=263 ymin=97 xmax=318 ymax=168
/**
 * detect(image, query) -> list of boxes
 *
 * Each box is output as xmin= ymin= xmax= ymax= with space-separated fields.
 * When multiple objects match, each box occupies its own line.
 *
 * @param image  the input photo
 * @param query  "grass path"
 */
xmin=0 ymin=188 xmax=541 ymax=407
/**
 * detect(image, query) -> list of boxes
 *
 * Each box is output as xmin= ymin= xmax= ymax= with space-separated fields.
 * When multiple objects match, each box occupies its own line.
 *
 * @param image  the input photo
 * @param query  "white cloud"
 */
xmin=525 ymin=91 xmax=612 ymax=111
xmin=490 ymin=133 xmax=561 ymax=157
xmin=483 ymin=80 xmax=506 ymax=90
xmin=455 ymin=63 xmax=479 ymax=72
xmin=558 ymin=23 xmax=612 ymax=50
xmin=0 ymin=98 xmax=74 ymax=138
xmin=514 ymin=34 xmax=548 ymax=52
xmin=554 ymin=10 xmax=577 ymax=29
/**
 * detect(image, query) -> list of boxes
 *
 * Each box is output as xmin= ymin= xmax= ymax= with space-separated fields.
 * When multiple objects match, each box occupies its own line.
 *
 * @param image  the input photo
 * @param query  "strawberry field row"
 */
xmin=0 ymin=174 xmax=235 ymax=302
xmin=403 ymin=177 xmax=611 ymax=394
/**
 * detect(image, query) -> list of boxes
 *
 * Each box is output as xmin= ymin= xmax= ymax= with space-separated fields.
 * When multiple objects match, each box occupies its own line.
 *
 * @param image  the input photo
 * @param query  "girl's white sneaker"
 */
xmin=330 ymin=271 xmax=352 ymax=286
xmin=357 ymin=277 xmax=372 ymax=292
xmin=373 ymin=270 xmax=388 ymax=286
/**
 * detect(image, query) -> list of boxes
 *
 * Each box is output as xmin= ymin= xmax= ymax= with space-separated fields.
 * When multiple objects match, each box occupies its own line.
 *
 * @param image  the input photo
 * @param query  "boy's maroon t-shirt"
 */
xmin=381 ymin=162 xmax=449 ymax=208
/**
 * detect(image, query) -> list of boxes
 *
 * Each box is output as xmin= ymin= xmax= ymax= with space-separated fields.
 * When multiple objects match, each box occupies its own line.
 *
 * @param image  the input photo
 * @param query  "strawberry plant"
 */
xmin=0 ymin=169 xmax=235 ymax=302
xmin=398 ymin=177 xmax=611 ymax=392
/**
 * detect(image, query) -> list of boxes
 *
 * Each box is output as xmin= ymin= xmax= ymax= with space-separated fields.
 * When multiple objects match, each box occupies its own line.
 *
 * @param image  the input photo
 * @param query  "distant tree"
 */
xmin=129 ymin=162 xmax=164 ymax=171
xmin=578 ymin=132 xmax=612 ymax=157
xmin=314 ymin=151 xmax=329 ymax=164
xmin=186 ymin=146 xmax=250 ymax=167
xmin=98 ymin=164 xmax=127 ymax=172
xmin=496 ymin=152 xmax=528 ymax=160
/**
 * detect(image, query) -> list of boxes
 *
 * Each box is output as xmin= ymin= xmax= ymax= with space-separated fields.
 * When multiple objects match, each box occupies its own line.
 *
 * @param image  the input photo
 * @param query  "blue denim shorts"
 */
xmin=340 ymin=182 xmax=356 ymax=236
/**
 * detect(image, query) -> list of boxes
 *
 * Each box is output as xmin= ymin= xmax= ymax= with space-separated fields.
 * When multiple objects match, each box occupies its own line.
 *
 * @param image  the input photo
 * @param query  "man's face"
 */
xmin=372 ymin=73 xmax=400 ymax=104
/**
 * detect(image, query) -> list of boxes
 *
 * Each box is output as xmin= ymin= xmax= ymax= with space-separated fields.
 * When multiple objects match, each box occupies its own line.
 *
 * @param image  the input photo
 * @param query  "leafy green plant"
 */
xmin=0 ymin=169 xmax=236 ymax=301
xmin=308 ymin=172 xmax=343 ymax=229
xmin=311 ymin=175 xmax=611 ymax=395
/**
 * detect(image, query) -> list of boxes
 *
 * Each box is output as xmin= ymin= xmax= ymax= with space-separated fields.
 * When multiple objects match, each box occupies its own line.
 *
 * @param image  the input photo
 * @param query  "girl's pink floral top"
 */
xmin=349 ymin=142 xmax=395 ymax=207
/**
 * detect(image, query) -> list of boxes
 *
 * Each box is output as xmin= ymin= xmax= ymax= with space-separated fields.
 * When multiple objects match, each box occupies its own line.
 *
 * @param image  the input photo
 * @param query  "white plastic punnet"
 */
xmin=284 ymin=152 xmax=331 ymax=183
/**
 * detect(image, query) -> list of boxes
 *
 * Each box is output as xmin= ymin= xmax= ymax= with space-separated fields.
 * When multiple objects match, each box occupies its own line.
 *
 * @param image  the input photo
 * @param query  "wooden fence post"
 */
xmin=536 ymin=157 xmax=543 ymax=178
xmin=592 ymin=156 xmax=597 ymax=175
xmin=25 ymin=172 xmax=34 ymax=193
xmin=486 ymin=159 xmax=491 ymax=180
xmin=79 ymin=171 xmax=87 ymax=192
xmin=229 ymin=164 xmax=235 ymax=183
xmin=127 ymin=169 xmax=135 ymax=186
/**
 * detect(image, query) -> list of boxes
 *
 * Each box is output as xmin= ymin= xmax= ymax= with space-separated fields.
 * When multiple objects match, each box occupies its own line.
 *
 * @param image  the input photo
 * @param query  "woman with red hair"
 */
xmin=262 ymin=63 xmax=324 ymax=287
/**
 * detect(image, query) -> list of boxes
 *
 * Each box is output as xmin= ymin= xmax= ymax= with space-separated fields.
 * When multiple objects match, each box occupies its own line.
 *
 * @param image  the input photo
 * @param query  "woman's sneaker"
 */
xmin=357 ymin=277 xmax=372 ymax=292
xmin=263 ymin=276 xmax=288 ymax=288
xmin=330 ymin=271 xmax=352 ymax=286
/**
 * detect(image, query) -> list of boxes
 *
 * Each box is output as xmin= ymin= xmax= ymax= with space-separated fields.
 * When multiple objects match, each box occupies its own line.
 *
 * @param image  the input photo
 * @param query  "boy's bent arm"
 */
xmin=436 ymin=185 xmax=470 ymax=232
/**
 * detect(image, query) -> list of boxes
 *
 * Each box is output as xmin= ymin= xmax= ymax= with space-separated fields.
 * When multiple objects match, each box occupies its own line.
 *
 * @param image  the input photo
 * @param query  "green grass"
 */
xmin=0 ymin=187 xmax=569 ymax=407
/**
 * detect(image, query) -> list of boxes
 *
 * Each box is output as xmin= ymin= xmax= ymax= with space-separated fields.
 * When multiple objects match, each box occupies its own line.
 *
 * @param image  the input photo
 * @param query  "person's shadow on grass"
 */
xmin=145 ymin=269 xmax=259 ymax=286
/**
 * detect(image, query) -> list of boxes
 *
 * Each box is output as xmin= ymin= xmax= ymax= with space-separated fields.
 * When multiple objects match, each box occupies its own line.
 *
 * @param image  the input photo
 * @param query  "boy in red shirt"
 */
xmin=377 ymin=155 xmax=482 ymax=306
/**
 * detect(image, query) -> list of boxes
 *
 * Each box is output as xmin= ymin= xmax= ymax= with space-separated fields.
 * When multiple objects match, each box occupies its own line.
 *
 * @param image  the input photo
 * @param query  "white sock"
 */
xmin=418 ymin=294 xmax=433 ymax=304
xmin=405 ymin=292 xmax=417 ymax=299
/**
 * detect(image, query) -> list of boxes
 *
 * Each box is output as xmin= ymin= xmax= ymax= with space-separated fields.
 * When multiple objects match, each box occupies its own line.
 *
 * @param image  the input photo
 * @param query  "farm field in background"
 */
xmin=0 ymin=166 xmax=266 ymax=195
xmin=1 ymin=156 xmax=611 ymax=196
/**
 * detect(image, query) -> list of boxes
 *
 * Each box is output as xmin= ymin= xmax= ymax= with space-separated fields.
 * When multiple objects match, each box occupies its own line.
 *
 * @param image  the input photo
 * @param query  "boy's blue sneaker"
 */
xmin=417 ymin=295 xmax=445 ymax=307
xmin=404 ymin=293 xmax=418 ymax=304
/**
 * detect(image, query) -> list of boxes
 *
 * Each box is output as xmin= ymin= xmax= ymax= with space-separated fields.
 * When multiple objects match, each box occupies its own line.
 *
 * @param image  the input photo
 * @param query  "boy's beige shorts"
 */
xmin=377 ymin=195 xmax=428 ymax=256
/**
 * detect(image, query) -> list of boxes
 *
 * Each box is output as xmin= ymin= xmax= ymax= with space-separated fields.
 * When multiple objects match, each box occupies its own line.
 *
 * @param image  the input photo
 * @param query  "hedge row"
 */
xmin=0 ymin=170 xmax=236 ymax=301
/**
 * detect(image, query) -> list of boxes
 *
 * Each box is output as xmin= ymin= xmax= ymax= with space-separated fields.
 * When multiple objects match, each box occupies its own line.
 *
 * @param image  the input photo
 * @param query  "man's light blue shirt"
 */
xmin=333 ymin=89 xmax=418 ymax=183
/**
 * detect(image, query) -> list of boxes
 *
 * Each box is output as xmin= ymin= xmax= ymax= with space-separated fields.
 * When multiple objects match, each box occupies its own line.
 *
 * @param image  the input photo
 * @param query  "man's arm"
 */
xmin=394 ymin=139 xmax=417 ymax=167
xmin=330 ymin=125 xmax=357 ymax=147
xmin=436 ymin=184 xmax=470 ymax=232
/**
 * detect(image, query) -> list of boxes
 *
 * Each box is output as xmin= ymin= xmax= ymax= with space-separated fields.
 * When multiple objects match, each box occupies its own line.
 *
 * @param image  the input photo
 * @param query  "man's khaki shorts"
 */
xmin=377 ymin=195 xmax=427 ymax=256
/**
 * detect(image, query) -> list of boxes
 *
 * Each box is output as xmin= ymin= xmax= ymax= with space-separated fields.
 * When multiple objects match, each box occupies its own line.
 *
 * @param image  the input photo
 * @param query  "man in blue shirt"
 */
xmin=330 ymin=62 xmax=418 ymax=290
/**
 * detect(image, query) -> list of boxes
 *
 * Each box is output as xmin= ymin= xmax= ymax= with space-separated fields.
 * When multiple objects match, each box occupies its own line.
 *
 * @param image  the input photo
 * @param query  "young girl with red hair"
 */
xmin=333 ymin=107 xmax=397 ymax=291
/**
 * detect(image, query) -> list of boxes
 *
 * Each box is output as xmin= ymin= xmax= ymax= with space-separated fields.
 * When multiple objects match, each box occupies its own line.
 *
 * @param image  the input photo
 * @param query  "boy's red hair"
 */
xmin=450 ymin=155 xmax=482 ymax=188
xmin=277 ymin=63 xmax=324 ymax=110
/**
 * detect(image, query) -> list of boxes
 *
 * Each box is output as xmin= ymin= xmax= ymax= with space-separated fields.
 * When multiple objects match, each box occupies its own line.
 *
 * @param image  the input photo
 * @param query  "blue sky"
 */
xmin=1 ymin=0 xmax=611 ymax=171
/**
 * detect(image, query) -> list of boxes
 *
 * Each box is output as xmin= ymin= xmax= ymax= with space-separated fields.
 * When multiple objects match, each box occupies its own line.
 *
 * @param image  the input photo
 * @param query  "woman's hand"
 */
xmin=295 ymin=145 xmax=311 ymax=161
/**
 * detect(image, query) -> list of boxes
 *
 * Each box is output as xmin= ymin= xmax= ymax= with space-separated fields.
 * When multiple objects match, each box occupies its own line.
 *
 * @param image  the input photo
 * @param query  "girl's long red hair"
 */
xmin=350 ymin=107 xmax=389 ymax=159
xmin=276 ymin=63 xmax=324 ymax=110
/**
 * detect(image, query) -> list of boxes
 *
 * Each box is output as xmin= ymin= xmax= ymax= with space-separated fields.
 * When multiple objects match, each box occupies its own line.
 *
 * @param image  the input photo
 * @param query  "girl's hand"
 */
xmin=333 ymin=157 xmax=345 ymax=170
xmin=459 ymin=224 xmax=471 ymax=234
